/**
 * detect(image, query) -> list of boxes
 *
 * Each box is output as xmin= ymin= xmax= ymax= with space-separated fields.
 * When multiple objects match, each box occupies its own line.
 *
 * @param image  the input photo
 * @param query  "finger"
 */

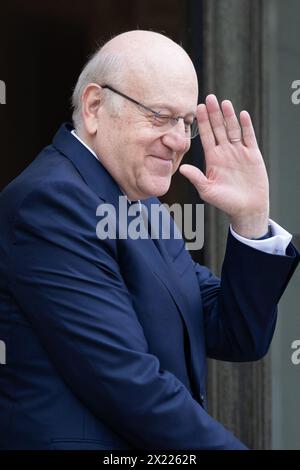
xmin=205 ymin=94 xmax=228 ymax=144
xmin=221 ymin=100 xmax=243 ymax=144
xmin=179 ymin=164 xmax=208 ymax=194
xmin=196 ymin=103 xmax=216 ymax=152
xmin=240 ymin=111 xmax=258 ymax=148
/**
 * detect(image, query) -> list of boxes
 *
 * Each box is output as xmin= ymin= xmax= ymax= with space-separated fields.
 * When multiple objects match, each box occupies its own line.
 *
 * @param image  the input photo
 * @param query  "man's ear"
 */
xmin=81 ymin=83 xmax=103 ymax=135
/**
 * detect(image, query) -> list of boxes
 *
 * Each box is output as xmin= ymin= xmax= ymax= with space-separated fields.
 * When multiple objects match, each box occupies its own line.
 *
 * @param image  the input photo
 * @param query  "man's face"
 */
xmin=93 ymin=60 xmax=198 ymax=201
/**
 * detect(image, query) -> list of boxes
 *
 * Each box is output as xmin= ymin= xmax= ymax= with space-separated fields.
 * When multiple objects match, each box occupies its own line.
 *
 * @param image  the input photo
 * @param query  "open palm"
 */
xmin=180 ymin=95 xmax=269 ymax=238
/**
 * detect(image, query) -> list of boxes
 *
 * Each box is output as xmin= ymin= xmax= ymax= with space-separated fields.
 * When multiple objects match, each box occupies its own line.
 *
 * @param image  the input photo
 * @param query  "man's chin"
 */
xmin=143 ymin=178 xmax=171 ymax=199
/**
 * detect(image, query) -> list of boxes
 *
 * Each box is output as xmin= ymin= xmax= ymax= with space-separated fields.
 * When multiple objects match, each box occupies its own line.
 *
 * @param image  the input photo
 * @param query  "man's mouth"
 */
xmin=149 ymin=154 xmax=173 ymax=164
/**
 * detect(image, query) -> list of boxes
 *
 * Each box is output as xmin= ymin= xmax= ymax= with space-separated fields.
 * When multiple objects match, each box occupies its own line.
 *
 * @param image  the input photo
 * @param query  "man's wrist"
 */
xmin=230 ymin=212 xmax=270 ymax=239
xmin=251 ymin=224 xmax=272 ymax=240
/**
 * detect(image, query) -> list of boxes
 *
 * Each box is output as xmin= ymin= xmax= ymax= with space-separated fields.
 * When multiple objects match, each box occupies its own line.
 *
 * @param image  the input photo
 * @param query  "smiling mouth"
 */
xmin=149 ymin=155 xmax=173 ymax=163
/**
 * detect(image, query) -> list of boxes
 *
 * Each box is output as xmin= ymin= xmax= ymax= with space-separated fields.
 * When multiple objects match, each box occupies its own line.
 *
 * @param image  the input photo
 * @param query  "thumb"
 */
xmin=179 ymin=164 xmax=208 ymax=193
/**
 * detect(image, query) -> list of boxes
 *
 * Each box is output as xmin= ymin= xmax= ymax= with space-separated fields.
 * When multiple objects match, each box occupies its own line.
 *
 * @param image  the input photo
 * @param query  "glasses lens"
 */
xmin=190 ymin=118 xmax=199 ymax=139
xmin=152 ymin=113 xmax=198 ymax=140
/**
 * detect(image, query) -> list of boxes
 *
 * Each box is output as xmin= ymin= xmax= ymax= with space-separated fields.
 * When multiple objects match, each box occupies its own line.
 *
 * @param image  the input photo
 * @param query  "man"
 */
xmin=0 ymin=30 xmax=298 ymax=450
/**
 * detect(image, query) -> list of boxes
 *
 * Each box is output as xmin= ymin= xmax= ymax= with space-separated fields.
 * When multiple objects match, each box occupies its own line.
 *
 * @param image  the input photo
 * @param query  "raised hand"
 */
xmin=179 ymin=95 xmax=269 ymax=238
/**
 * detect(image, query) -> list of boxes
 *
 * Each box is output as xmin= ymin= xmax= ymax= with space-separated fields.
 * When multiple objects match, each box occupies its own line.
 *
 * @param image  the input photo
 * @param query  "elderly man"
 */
xmin=0 ymin=30 xmax=298 ymax=450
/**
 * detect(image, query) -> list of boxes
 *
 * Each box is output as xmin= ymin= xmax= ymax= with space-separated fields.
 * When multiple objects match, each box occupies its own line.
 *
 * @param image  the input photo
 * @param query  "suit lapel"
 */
xmin=134 ymin=233 xmax=202 ymax=394
xmin=135 ymin=199 xmax=203 ymax=393
xmin=52 ymin=123 xmax=123 ymax=207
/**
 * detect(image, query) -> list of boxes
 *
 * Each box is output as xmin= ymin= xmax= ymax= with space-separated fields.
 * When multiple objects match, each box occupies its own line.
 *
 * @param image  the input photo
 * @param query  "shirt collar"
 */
xmin=71 ymin=130 xmax=99 ymax=160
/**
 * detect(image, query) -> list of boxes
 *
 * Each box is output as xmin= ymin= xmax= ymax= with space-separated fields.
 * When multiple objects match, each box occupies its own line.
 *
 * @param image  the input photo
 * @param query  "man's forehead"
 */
xmin=147 ymin=91 xmax=198 ymax=115
xmin=128 ymin=71 xmax=198 ymax=114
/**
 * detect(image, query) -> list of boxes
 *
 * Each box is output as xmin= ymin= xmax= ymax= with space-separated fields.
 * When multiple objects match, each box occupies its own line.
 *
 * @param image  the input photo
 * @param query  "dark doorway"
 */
xmin=0 ymin=0 xmax=188 ymax=189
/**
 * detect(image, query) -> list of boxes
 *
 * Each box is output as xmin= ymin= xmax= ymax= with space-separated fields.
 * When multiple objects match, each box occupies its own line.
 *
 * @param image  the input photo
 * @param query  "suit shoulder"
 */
xmin=1 ymin=145 xmax=99 ymax=215
xmin=4 ymin=144 xmax=88 ymax=194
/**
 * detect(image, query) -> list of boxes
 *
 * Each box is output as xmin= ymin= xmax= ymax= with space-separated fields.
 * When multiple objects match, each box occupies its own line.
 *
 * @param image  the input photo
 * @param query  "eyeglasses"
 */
xmin=102 ymin=84 xmax=199 ymax=139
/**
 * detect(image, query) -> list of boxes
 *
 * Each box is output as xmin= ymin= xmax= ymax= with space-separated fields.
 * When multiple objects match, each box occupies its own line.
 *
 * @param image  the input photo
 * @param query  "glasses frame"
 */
xmin=101 ymin=84 xmax=198 ymax=139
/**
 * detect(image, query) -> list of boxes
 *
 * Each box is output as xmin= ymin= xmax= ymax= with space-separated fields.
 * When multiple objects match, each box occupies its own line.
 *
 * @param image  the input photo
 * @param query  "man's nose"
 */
xmin=161 ymin=121 xmax=190 ymax=153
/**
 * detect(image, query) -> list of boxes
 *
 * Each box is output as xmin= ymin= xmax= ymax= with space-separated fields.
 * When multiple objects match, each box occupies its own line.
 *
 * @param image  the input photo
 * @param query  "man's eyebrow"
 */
xmin=147 ymin=102 xmax=197 ymax=117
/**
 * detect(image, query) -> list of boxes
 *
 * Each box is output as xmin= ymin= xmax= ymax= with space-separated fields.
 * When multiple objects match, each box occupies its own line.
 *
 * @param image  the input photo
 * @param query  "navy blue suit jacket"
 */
xmin=0 ymin=123 xmax=298 ymax=449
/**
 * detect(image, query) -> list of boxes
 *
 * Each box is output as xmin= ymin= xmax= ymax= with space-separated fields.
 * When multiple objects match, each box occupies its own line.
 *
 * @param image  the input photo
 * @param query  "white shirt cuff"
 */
xmin=230 ymin=219 xmax=293 ymax=256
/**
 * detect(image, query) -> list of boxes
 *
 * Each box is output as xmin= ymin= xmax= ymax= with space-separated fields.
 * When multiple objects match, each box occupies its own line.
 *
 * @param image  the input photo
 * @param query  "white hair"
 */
xmin=71 ymin=47 xmax=125 ymax=131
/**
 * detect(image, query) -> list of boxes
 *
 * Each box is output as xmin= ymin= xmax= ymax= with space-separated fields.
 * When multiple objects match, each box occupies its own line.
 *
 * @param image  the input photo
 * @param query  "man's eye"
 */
xmin=152 ymin=114 xmax=170 ymax=126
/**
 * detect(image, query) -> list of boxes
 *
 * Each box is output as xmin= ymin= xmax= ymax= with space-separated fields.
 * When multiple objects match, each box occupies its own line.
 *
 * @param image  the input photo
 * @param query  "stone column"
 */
xmin=193 ymin=0 xmax=271 ymax=449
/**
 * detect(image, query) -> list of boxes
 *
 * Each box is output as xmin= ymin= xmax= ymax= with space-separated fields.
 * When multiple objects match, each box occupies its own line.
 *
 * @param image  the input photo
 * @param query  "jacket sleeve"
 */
xmin=8 ymin=180 xmax=246 ymax=450
xmin=194 ymin=231 xmax=299 ymax=361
